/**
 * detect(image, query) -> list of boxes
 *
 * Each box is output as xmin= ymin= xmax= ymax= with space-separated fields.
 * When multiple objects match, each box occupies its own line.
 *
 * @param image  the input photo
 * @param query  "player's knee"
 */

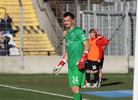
xmin=99 ymin=69 xmax=102 ymax=72
xmin=71 ymin=86 xmax=79 ymax=94
xmin=72 ymin=89 xmax=79 ymax=94
xmin=93 ymin=70 xmax=98 ymax=73
xmin=86 ymin=70 xmax=91 ymax=73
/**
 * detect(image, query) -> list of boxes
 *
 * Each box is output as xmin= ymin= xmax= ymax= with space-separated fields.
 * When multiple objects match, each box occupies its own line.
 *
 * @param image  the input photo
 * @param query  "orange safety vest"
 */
xmin=87 ymin=38 xmax=99 ymax=61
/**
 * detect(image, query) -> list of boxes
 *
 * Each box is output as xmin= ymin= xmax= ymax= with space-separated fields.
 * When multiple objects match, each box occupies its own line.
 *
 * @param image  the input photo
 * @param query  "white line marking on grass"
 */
xmin=0 ymin=84 xmax=88 ymax=100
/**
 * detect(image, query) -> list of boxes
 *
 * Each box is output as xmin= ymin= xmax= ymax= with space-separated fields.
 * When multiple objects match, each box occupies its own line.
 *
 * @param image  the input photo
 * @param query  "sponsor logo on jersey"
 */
xmin=66 ymin=40 xmax=73 ymax=46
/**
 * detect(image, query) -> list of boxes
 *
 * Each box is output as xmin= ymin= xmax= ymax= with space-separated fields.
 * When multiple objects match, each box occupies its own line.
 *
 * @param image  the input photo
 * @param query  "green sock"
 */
xmin=74 ymin=93 xmax=81 ymax=100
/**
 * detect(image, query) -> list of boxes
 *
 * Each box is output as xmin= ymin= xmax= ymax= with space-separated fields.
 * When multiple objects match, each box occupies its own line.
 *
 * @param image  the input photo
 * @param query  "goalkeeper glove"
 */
xmin=77 ymin=51 xmax=88 ymax=70
xmin=53 ymin=59 xmax=66 ymax=75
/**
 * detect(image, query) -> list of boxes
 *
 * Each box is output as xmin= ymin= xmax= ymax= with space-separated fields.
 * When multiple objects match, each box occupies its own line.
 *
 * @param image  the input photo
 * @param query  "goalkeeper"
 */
xmin=53 ymin=12 xmax=90 ymax=100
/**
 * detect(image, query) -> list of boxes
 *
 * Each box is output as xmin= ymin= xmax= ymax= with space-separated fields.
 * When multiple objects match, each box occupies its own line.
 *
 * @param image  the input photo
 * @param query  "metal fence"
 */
xmin=0 ymin=0 xmax=136 ymax=57
xmin=50 ymin=4 xmax=78 ymax=29
xmin=82 ymin=13 xmax=126 ymax=56
xmin=49 ymin=0 xmax=136 ymax=56
xmin=81 ymin=1 xmax=136 ymax=56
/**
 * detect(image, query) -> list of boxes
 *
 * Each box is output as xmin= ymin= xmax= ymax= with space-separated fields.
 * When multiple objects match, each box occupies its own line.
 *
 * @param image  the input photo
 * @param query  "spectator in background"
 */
xmin=0 ymin=15 xmax=2 ymax=23
xmin=83 ymin=29 xmax=102 ymax=88
xmin=0 ymin=16 xmax=5 ymax=49
xmin=0 ymin=32 xmax=5 ymax=49
xmin=94 ymin=29 xmax=109 ymax=87
xmin=0 ymin=32 xmax=5 ymax=55
xmin=0 ymin=14 xmax=13 ymax=35
xmin=0 ymin=14 xmax=13 ymax=55
xmin=0 ymin=15 xmax=2 ymax=30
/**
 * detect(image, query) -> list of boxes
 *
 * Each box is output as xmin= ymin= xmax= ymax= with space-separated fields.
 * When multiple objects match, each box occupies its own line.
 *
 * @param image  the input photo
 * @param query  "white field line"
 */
xmin=0 ymin=84 xmax=88 ymax=100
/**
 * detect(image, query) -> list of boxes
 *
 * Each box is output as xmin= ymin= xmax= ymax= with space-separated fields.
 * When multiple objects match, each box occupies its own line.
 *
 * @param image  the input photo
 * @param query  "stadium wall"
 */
xmin=32 ymin=0 xmax=63 ymax=55
xmin=0 ymin=56 xmax=134 ymax=74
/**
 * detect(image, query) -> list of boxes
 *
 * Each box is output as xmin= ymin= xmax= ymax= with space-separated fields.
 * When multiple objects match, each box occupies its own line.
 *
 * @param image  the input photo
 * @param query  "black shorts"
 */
xmin=85 ymin=60 xmax=98 ymax=71
xmin=98 ymin=59 xmax=104 ymax=69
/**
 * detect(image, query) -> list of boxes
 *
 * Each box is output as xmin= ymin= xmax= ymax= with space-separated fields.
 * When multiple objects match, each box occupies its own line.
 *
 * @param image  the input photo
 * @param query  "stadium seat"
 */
xmin=0 ymin=0 xmax=56 ymax=56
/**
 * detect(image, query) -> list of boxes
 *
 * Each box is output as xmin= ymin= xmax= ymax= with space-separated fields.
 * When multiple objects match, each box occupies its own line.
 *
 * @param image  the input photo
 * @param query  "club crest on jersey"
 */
xmin=71 ymin=32 xmax=74 ymax=36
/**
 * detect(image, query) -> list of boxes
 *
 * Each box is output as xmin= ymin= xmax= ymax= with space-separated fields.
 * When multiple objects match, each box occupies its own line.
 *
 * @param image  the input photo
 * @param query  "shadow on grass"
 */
xmin=90 ymin=78 xmax=124 ymax=87
xmin=101 ymin=82 xmax=125 ymax=87
xmin=91 ymin=78 xmax=108 ymax=83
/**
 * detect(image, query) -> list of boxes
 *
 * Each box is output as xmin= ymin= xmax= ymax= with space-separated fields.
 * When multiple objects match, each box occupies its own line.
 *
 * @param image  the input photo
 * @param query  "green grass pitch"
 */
xmin=0 ymin=73 xmax=133 ymax=100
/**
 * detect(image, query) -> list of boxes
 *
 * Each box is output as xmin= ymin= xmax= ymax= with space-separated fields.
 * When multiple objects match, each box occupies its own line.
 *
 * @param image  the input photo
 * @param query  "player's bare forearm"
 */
xmin=63 ymin=51 xmax=68 ymax=61
xmin=77 ymin=40 xmax=90 ymax=70
xmin=83 ymin=40 xmax=90 ymax=52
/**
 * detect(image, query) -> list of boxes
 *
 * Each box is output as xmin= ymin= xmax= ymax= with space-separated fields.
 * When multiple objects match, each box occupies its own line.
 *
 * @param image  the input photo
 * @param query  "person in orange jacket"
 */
xmin=82 ymin=29 xmax=103 ymax=88
xmin=94 ymin=29 xmax=109 ymax=87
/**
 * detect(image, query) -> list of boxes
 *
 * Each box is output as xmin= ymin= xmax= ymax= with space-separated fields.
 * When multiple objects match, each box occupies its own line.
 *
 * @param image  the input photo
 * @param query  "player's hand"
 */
xmin=77 ymin=51 xmax=88 ymax=70
xmin=53 ymin=59 xmax=66 ymax=75
xmin=53 ymin=65 xmax=63 ymax=75
xmin=98 ymin=60 xmax=101 ymax=63
xmin=98 ymin=36 xmax=102 ymax=39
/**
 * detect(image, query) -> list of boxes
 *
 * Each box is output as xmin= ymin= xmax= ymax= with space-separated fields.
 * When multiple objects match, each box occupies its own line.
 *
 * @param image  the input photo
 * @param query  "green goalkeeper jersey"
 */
xmin=65 ymin=26 xmax=88 ymax=68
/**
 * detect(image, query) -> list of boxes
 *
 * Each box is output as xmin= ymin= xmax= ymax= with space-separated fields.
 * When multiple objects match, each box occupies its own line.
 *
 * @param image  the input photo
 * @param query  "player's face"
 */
xmin=4 ymin=15 xmax=8 ymax=20
xmin=64 ymin=16 xmax=74 ymax=29
xmin=89 ymin=31 xmax=96 ymax=38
